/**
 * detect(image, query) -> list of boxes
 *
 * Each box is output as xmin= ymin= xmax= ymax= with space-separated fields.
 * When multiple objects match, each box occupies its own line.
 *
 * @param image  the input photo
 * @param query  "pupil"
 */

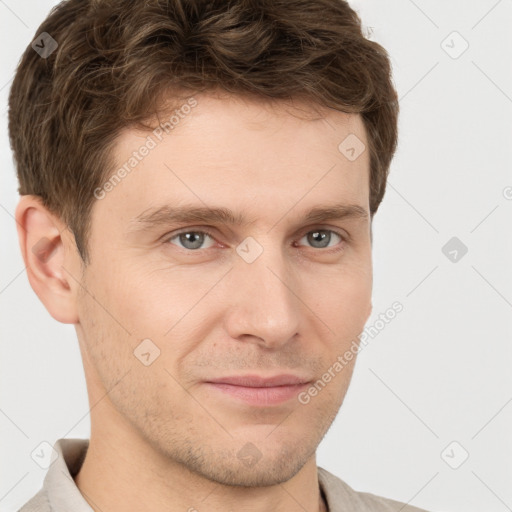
xmin=180 ymin=232 xmax=203 ymax=249
xmin=309 ymin=230 xmax=329 ymax=248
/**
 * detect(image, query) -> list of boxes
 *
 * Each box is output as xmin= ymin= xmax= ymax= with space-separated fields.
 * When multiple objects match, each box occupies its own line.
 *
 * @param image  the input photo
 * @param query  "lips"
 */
xmin=203 ymin=374 xmax=312 ymax=406
xmin=205 ymin=374 xmax=311 ymax=387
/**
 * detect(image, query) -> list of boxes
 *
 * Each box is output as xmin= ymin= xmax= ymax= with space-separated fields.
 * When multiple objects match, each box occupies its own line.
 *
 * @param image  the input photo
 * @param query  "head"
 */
xmin=10 ymin=0 xmax=398 ymax=487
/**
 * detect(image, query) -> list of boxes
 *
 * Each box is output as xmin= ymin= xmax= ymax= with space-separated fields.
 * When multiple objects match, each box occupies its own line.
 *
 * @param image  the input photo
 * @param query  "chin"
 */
xmin=201 ymin=457 xmax=307 ymax=488
xmin=180 ymin=439 xmax=315 ymax=488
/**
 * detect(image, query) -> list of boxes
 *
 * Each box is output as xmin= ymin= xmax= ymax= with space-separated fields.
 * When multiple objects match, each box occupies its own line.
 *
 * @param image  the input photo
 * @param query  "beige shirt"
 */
xmin=19 ymin=438 xmax=430 ymax=512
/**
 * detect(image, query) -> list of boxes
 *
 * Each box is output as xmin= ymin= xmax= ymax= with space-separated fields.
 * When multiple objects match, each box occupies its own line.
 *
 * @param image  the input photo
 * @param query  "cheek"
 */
xmin=118 ymin=258 xmax=237 ymax=323
xmin=77 ymin=276 xmax=185 ymax=409
xmin=91 ymin=261 xmax=177 ymax=338
xmin=312 ymin=266 xmax=372 ymax=334
xmin=76 ymin=262 xmax=154 ymax=370
xmin=94 ymin=265 xmax=220 ymax=372
xmin=76 ymin=289 xmax=132 ymax=396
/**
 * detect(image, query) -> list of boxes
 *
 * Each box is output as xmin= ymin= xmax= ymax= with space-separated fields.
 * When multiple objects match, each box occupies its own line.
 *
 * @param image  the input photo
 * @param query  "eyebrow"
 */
xmin=128 ymin=202 xmax=369 ymax=233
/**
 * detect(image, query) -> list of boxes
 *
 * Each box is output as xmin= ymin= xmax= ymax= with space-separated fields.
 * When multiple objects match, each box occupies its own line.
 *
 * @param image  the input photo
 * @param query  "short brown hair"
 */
xmin=8 ymin=0 xmax=399 ymax=264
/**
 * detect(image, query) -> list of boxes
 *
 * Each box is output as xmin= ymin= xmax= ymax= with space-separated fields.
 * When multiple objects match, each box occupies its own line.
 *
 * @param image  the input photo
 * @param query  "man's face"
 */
xmin=74 ymin=92 xmax=373 ymax=486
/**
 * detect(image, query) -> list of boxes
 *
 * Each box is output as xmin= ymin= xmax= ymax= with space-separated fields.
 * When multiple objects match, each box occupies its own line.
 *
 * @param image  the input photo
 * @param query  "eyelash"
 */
xmin=164 ymin=227 xmax=348 ymax=254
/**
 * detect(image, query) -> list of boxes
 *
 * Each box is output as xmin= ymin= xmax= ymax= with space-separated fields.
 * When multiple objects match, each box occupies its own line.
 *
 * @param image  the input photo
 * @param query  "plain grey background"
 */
xmin=1 ymin=1 xmax=511 ymax=511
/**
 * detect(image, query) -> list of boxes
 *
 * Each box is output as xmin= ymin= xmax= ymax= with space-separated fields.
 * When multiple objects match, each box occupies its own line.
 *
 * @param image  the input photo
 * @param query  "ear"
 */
xmin=14 ymin=195 xmax=82 ymax=324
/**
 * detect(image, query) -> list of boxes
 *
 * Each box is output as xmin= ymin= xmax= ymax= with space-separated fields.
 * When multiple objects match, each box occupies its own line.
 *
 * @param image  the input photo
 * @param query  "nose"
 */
xmin=222 ymin=242 xmax=303 ymax=350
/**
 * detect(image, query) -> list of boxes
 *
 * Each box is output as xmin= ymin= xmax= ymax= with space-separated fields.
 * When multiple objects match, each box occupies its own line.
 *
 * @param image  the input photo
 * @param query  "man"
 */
xmin=9 ymin=0 xmax=430 ymax=511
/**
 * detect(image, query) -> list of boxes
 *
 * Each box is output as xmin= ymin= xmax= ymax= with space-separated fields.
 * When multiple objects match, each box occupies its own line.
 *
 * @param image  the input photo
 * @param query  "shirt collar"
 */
xmin=44 ymin=438 xmax=93 ymax=511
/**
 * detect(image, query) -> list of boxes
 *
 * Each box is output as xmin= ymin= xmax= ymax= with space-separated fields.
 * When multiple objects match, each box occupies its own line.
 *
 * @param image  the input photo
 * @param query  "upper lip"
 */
xmin=205 ymin=374 xmax=312 ymax=387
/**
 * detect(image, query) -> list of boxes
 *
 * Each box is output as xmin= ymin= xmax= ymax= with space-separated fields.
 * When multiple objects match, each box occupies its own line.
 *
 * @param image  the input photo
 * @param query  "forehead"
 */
xmin=96 ymin=92 xmax=370 ymax=231
xmin=114 ymin=90 xmax=369 ymax=164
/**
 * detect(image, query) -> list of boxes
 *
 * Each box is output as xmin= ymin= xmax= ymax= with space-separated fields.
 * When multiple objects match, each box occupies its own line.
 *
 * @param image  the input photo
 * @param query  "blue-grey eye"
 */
xmin=299 ymin=230 xmax=342 ymax=249
xmin=169 ymin=231 xmax=215 ymax=250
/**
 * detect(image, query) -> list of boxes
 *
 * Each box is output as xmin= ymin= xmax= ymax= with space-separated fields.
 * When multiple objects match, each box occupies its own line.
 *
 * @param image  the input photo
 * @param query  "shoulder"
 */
xmin=17 ymin=488 xmax=51 ymax=512
xmin=318 ymin=467 xmax=431 ymax=512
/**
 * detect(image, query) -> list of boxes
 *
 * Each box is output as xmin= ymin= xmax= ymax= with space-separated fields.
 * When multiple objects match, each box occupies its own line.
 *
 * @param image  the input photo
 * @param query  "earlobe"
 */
xmin=15 ymin=195 xmax=80 ymax=324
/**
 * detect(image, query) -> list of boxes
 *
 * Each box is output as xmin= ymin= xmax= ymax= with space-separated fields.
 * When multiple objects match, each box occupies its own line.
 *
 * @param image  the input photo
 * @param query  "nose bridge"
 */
xmin=226 ymin=238 xmax=301 ymax=347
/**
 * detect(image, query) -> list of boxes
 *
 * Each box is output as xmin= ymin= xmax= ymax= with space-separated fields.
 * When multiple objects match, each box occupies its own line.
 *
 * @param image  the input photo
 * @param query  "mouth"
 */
xmin=203 ymin=374 xmax=312 ymax=406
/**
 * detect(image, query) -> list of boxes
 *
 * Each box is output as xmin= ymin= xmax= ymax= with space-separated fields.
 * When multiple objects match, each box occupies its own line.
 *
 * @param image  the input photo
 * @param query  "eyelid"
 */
xmin=298 ymin=224 xmax=350 ymax=243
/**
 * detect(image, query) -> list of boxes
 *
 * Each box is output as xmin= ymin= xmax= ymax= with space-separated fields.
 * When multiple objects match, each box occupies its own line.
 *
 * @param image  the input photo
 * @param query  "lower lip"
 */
xmin=204 ymin=382 xmax=310 ymax=406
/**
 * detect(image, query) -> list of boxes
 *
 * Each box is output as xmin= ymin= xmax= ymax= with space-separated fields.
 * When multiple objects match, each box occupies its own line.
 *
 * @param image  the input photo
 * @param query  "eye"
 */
xmin=164 ymin=227 xmax=346 ymax=253
xmin=297 ymin=229 xmax=345 ymax=250
xmin=167 ymin=230 xmax=216 ymax=250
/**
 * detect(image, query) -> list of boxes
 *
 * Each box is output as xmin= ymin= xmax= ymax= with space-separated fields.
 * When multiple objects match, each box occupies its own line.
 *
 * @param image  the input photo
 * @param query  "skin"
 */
xmin=15 ymin=91 xmax=373 ymax=512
